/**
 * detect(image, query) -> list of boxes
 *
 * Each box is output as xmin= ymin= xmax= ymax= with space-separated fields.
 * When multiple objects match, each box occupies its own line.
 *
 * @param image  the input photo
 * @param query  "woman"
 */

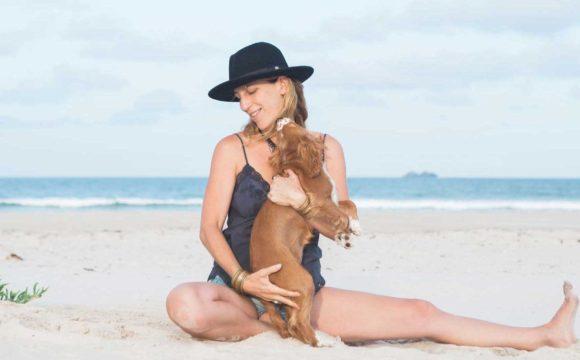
xmin=166 ymin=42 xmax=577 ymax=349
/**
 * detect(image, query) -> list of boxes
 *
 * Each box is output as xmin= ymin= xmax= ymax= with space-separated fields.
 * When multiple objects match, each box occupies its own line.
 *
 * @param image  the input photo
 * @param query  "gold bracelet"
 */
xmin=295 ymin=194 xmax=310 ymax=212
xmin=232 ymin=270 xmax=242 ymax=292
xmin=236 ymin=271 xmax=249 ymax=295
xmin=231 ymin=269 xmax=249 ymax=294
xmin=296 ymin=194 xmax=315 ymax=217
xmin=234 ymin=272 xmax=248 ymax=294
xmin=230 ymin=268 xmax=244 ymax=289
xmin=233 ymin=271 xmax=244 ymax=292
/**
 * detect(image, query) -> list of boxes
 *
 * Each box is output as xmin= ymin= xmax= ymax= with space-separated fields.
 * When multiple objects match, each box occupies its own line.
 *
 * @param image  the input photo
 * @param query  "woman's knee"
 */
xmin=166 ymin=282 xmax=213 ymax=334
xmin=408 ymin=299 xmax=440 ymax=324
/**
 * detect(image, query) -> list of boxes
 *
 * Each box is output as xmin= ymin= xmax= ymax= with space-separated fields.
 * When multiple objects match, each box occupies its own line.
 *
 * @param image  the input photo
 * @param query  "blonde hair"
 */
xmin=242 ymin=77 xmax=308 ymax=141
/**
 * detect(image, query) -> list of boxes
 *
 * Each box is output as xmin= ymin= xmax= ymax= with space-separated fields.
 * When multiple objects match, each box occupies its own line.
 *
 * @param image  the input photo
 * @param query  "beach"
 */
xmin=1 ymin=209 xmax=579 ymax=359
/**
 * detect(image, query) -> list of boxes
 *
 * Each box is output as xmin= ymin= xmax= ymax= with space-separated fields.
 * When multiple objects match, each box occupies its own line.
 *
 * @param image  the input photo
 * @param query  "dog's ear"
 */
xmin=297 ymin=135 xmax=323 ymax=178
xmin=270 ymin=121 xmax=299 ymax=172
xmin=269 ymin=130 xmax=288 ymax=173
xmin=269 ymin=142 xmax=282 ymax=174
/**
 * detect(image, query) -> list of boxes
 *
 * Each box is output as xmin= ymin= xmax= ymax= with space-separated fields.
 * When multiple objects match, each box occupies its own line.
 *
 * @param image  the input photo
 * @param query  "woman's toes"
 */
xmin=563 ymin=281 xmax=574 ymax=298
xmin=546 ymin=282 xmax=578 ymax=347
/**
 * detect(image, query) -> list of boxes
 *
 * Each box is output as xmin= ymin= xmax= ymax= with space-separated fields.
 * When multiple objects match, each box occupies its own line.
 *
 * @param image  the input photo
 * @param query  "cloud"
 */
xmin=0 ymin=1 xmax=89 ymax=56
xmin=12 ymin=0 xmax=89 ymax=12
xmin=570 ymin=85 xmax=580 ymax=99
xmin=0 ymin=114 xmax=66 ymax=128
xmin=109 ymin=89 xmax=186 ymax=124
xmin=0 ymin=65 xmax=127 ymax=105
xmin=249 ymin=3 xmax=580 ymax=97
xmin=0 ymin=32 xmax=21 ymax=55
xmin=65 ymin=16 xmax=217 ymax=62
xmin=254 ymin=1 xmax=580 ymax=56
xmin=0 ymin=23 xmax=48 ymax=56
xmin=310 ymin=27 xmax=580 ymax=93
xmin=0 ymin=115 xmax=22 ymax=127
xmin=317 ymin=0 xmax=580 ymax=43
xmin=398 ymin=0 xmax=580 ymax=34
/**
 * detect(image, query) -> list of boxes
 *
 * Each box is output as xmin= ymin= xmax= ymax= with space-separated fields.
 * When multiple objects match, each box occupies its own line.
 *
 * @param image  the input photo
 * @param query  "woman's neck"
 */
xmin=257 ymin=127 xmax=277 ymax=152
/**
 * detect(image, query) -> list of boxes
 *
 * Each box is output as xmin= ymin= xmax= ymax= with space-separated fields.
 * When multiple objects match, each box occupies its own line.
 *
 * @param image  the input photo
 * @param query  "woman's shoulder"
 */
xmin=208 ymin=133 xmax=249 ymax=177
xmin=214 ymin=132 xmax=245 ymax=150
xmin=210 ymin=133 xmax=248 ymax=163
xmin=308 ymin=131 xmax=343 ymax=150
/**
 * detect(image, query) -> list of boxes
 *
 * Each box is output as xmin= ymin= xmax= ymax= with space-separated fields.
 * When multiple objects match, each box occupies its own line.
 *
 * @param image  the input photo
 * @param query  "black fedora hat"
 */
xmin=208 ymin=42 xmax=314 ymax=102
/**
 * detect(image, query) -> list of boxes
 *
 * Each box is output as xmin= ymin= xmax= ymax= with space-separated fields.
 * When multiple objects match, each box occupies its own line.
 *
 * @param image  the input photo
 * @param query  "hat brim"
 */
xmin=208 ymin=66 xmax=313 ymax=102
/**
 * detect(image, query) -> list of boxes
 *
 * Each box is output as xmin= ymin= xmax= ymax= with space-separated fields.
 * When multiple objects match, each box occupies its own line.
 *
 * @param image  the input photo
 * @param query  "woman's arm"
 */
xmin=199 ymin=135 xmax=242 ymax=277
xmin=321 ymin=134 xmax=350 ymax=200
xmin=200 ymin=135 xmax=300 ymax=308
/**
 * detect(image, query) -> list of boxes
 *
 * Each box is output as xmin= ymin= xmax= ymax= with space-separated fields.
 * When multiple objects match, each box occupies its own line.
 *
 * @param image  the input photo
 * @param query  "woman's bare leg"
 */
xmin=166 ymin=282 xmax=273 ymax=341
xmin=311 ymin=282 xmax=578 ymax=350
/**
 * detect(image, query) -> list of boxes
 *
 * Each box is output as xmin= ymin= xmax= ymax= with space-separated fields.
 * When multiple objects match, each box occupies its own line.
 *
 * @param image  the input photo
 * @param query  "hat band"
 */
xmin=233 ymin=65 xmax=284 ymax=80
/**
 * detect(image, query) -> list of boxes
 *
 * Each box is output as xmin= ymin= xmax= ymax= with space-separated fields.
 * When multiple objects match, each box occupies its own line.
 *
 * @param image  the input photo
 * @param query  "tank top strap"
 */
xmin=322 ymin=133 xmax=328 ymax=162
xmin=234 ymin=133 xmax=249 ymax=165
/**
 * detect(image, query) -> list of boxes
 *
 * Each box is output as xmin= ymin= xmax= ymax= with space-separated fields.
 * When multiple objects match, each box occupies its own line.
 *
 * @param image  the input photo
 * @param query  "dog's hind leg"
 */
xmin=262 ymin=301 xmax=291 ymax=338
xmin=285 ymin=280 xmax=319 ymax=347
xmin=286 ymin=303 xmax=318 ymax=346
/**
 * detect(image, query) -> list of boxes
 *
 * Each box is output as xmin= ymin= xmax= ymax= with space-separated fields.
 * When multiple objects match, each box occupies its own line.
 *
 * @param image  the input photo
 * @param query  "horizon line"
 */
xmin=2 ymin=175 xmax=580 ymax=180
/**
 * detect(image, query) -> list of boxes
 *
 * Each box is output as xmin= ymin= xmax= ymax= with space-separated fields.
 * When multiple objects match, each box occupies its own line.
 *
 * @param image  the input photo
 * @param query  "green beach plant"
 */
xmin=0 ymin=278 xmax=48 ymax=304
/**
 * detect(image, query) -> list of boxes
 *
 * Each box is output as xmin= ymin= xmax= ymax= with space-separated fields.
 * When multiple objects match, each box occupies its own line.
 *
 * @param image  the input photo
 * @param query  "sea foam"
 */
xmin=2 ymin=197 xmax=580 ymax=210
xmin=0 ymin=197 xmax=203 ymax=208
xmin=352 ymin=199 xmax=580 ymax=210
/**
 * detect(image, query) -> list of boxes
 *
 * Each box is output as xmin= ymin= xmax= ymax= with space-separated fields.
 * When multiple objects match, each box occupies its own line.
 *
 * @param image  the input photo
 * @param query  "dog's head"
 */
xmin=270 ymin=118 xmax=324 ymax=178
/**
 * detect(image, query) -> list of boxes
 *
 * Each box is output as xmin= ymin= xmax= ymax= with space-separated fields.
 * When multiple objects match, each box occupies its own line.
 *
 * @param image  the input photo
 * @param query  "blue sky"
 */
xmin=1 ymin=0 xmax=579 ymax=177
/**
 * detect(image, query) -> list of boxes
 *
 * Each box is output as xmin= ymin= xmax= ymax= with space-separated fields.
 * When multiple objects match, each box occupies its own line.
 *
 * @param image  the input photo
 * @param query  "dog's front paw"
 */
xmin=315 ymin=330 xmax=341 ymax=347
xmin=349 ymin=217 xmax=362 ymax=236
xmin=335 ymin=232 xmax=352 ymax=249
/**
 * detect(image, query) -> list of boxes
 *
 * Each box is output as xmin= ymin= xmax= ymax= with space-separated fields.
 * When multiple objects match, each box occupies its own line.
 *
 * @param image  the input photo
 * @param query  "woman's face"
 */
xmin=234 ymin=77 xmax=287 ymax=130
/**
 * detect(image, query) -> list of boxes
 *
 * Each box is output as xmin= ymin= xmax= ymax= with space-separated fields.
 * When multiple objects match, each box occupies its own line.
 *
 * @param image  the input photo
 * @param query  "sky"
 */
xmin=1 ymin=0 xmax=579 ymax=178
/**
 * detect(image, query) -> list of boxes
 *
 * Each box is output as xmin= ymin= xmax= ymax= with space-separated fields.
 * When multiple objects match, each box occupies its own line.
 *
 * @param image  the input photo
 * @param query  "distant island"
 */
xmin=402 ymin=171 xmax=438 ymax=179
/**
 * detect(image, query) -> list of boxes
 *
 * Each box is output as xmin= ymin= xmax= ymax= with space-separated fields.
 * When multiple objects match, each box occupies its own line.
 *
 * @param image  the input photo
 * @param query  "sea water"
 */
xmin=1 ymin=177 xmax=580 ymax=211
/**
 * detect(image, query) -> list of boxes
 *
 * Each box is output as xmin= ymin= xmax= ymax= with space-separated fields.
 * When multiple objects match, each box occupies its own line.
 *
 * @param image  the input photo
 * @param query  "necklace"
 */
xmin=258 ymin=128 xmax=277 ymax=152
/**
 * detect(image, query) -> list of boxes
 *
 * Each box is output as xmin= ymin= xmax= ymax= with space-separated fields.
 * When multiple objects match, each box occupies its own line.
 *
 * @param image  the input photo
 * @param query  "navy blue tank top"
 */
xmin=207 ymin=133 xmax=327 ymax=292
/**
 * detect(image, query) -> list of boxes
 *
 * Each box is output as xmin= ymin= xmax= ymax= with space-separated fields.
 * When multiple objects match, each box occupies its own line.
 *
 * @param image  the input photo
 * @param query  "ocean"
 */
xmin=1 ymin=177 xmax=580 ymax=211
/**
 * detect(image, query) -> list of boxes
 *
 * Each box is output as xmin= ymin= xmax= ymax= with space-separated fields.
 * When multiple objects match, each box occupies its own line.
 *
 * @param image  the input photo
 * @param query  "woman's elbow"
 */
xmin=199 ymin=223 xmax=220 ymax=245
xmin=199 ymin=226 xmax=210 ymax=245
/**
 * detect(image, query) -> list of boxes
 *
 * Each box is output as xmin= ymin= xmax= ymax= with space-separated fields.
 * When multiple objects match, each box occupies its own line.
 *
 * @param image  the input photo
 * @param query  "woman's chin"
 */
xmin=253 ymin=118 xmax=276 ymax=131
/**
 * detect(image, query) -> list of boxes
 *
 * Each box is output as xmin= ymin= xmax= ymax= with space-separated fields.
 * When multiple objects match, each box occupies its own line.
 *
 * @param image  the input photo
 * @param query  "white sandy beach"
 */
xmin=1 ymin=210 xmax=579 ymax=359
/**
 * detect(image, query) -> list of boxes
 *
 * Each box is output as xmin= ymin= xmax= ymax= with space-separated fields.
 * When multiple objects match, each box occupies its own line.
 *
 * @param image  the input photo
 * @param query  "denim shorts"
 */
xmin=208 ymin=274 xmax=287 ymax=321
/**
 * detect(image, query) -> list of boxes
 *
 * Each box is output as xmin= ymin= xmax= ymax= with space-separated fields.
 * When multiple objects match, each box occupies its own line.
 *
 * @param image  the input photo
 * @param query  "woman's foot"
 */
xmin=544 ymin=281 xmax=578 ymax=348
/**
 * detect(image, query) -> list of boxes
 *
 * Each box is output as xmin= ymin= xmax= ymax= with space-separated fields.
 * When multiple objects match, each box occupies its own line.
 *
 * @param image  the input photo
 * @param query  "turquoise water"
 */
xmin=1 ymin=177 xmax=580 ymax=211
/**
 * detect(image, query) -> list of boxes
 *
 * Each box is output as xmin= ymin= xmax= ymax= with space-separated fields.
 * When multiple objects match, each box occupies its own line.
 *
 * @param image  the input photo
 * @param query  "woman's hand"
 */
xmin=267 ymin=169 xmax=307 ymax=209
xmin=241 ymin=264 xmax=301 ymax=309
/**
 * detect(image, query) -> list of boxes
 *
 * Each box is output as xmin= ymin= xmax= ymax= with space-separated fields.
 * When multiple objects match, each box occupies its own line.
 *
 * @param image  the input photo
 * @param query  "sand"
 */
xmin=1 ymin=210 xmax=579 ymax=359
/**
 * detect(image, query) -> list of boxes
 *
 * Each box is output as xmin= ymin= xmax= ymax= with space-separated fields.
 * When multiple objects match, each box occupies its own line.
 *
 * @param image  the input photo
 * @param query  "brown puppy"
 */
xmin=250 ymin=118 xmax=360 ymax=346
